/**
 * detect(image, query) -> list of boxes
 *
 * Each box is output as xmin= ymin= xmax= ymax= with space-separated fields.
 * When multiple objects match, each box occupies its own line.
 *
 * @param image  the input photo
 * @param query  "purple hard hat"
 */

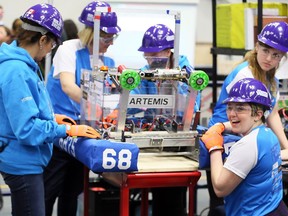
xmin=79 ymin=1 xmax=121 ymax=34
xmin=258 ymin=21 xmax=288 ymax=52
xmin=20 ymin=3 xmax=63 ymax=42
xmin=138 ymin=24 xmax=174 ymax=53
xmin=223 ymin=78 xmax=272 ymax=109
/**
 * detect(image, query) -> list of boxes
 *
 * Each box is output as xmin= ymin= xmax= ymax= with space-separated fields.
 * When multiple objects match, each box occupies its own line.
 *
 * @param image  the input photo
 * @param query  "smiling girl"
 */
xmin=202 ymin=78 xmax=288 ymax=215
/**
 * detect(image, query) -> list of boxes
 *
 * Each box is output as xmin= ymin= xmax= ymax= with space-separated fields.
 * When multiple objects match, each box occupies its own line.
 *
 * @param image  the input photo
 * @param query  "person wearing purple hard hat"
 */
xmin=204 ymin=21 xmax=288 ymax=216
xmin=78 ymin=0 xmax=121 ymax=54
xmin=78 ymin=1 xmax=121 ymax=34
xmin=44 ymin=2 xmax=121 ymax=215
xmin=0 ymin=3 xmax=73 ymax=216
xmin=138 ymin=24 xmax=174 ymax=53
xmin=201 ymin=78 xmax=288 ymax=215
xmin=128 ymin=23 xmax=200 ymax=216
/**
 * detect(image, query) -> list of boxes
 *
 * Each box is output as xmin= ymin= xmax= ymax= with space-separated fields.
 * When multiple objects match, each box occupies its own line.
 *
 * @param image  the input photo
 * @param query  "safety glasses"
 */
xmin=100 ymin=34 xmax=119 ymax=44
xmin=226 ymin=104 xmax=252 ymax=114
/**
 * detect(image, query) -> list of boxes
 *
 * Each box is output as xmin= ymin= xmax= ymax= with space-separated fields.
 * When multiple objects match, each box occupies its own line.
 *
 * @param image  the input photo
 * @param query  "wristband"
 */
xmin=209 ymin=146 xmax=224 ymax=153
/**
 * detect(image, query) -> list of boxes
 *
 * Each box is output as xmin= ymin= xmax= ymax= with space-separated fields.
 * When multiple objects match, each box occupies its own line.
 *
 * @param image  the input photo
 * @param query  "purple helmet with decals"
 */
xmin=223 ymin=78 xmax=272 ymax=109
xmin=258 ymin=21 xmax=288 ymax=52
xmin=79 ymin=1 xmax=121 ymax=34
xmin=138 ymin=24 xmax=174 ymax=53
xmin=20 ymin=3 xmax=63 ymax=41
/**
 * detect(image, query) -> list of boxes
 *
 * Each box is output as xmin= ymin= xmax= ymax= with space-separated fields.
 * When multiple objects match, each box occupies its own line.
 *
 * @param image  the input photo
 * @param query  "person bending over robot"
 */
xmin=137 ymin=23 xmax=201 ymax=216
xmin=44 ymin=1 xmax=121 ymax=215
xmin=201 ymin=78 xmax=288 ymax=215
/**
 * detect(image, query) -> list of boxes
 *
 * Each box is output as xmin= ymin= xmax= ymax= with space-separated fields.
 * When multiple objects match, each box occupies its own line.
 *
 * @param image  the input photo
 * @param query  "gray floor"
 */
xmin=0 ymin=171 xmax=210 ymax=216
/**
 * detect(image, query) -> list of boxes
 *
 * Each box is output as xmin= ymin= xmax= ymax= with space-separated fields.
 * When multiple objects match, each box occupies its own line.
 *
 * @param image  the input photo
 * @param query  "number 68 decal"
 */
xmin=102 ymin=149 xmax=132 ymax=170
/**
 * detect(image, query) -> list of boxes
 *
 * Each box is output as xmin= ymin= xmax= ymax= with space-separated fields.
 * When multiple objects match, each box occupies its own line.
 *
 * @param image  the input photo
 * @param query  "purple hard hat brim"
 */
xmin=222 ymin=97 xmax=272 ymax=109
xmin=258 ymin=36 xmax=288 ymax=53
xmin=82 ymin=22 xmax=121 ymax=33
xmin=100 ymin=26 xmax=121 ymax=34
xmin=222 ymin=97 xmax=254 ymax=104
xmin=138 ymin=45 xmax=174 ymax=53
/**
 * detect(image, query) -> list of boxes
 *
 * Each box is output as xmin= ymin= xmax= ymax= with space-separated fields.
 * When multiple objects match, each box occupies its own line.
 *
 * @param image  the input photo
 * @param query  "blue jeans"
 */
xmin=1 ymin=172 xmax=45 ymax=216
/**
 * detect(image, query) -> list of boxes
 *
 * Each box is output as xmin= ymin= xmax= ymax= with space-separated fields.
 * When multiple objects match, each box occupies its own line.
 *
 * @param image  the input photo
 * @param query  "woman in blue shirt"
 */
xmin=202 ymin=78 xmax=288 ymax=215
xmin=0 ymin=4 xmax=66 ymax=216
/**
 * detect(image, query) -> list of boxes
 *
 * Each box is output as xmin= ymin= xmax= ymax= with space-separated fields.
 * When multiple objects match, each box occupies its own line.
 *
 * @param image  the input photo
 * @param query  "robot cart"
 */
xmin=80 ymin=65 xmax=208 ymax=216
xmin=80 ymin=65 xmax=209 ymax=161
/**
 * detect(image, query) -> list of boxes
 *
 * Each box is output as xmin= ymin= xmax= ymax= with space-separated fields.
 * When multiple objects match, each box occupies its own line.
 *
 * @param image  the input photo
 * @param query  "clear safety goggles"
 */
xmin=100 ymin=34 xmax=119 ymax=44
xmin=226 ymin=104 xmax=252 ymax=114
xmin=143 ymin=56 xmax=169 ymax=69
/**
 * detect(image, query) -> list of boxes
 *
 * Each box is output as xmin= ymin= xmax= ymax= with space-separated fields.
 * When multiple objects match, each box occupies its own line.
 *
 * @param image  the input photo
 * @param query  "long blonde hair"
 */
xmin=242 ymin=42 xmax=278 ymax=97
xmin=78 ymin=27 xmax=93 ymax=47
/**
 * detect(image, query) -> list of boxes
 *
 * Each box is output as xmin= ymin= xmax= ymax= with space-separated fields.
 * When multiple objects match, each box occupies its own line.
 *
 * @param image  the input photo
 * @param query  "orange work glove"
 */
xmin=55 ymin=114 xmax=77 ymax=126
xmin=66 ymin=125 xmax=100 ymax=139
xmin=103 ymin=109 xmax=119 ymax=127
xmin=208 ymin=123 xmax=225 ymax=134
xmin=201 ymin=131 xmax=224 ymax=153
xmin=201 ymin=123 xmax=225 ymax=153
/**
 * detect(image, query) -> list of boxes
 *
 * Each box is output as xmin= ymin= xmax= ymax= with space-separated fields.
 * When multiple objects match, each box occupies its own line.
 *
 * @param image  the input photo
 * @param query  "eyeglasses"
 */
xmin=258 ymin=46 xmax=284 ymax=61
xmin=226 ymin=105 xmax=251 ymax=114
xmin=100 ymin=34 xmax=118 ymax=44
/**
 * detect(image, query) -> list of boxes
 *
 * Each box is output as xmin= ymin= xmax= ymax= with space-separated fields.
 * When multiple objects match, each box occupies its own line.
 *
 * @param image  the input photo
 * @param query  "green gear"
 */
xmin=189 ymin=70 xmax=209 ymax=91
xmin=119 ymin=70 xmax=141 ymax=90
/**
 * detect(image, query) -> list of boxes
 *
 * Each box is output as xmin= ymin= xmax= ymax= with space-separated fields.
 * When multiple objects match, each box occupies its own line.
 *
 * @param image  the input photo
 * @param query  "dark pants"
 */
xmin=1 ymin=172 xmax=45 ymax=216
xmin=44 ymin=147 xmax=84 ymax=216
xmin=152 ymin=187 xmax=186 ymax=216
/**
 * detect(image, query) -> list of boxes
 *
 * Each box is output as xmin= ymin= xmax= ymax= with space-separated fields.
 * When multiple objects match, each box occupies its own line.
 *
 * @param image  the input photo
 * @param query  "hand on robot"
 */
xmin=103 ymin=109 xmax=118 ymax=128
xmin=66 ymin=125 xmax=100 ymax=139
xmin=201 ymin=123 xmax=225 ymax=153
xmin=55 ymin=114 xmax=77 ymax=126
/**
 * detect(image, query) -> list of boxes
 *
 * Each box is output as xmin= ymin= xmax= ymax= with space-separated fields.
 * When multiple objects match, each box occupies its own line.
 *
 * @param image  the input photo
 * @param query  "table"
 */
xmin=84 ymin=154 xmax=201 ymax=216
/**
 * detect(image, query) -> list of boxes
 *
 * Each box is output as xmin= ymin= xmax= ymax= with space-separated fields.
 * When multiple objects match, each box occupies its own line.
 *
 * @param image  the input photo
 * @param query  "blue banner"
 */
xmin=54 ymin=137 xmax=139 ymax=172
xmin=197 ymin=125 xmax=241 ymax=169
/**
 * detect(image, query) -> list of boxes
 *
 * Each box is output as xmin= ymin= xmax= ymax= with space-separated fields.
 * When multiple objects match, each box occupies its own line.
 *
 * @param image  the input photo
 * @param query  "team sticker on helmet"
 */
xmin=256 ymin=89 xmax=269 ymax=98
xmin=52 ymin=18 xmax=62 ymax=31
xmin=86 ymin=13 xmax=94 ymax=23
xmin=166 ymin=35 xmax=174 ymax=41
xmin=25 ymin=9 xmax=35 ymax=17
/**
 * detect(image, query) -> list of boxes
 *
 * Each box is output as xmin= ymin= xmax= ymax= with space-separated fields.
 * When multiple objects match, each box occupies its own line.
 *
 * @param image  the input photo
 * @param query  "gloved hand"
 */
xmin=66 ymin=125 xmax=100 ymax=139
xmin=207 ymin=123 xmax=225 ymax=134
xmin=201 ymin=123 xmax=225 ymax=153
xmin=201 ymin=130 xmax=224 ymax=153
xmin=103 ymin=109 xmax=119 ymax=128
xmin=55 ymin=114 xmax=77 ymax=126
